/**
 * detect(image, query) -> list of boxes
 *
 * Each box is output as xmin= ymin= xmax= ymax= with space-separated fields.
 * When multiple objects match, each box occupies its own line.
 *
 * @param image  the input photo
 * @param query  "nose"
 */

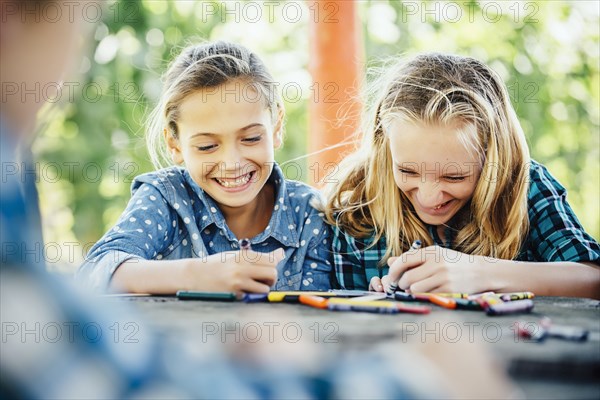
xmin=416 ymin=180 xmax=444 ymax=208
xmin=220 ymin=144 xmax=244 ymax=172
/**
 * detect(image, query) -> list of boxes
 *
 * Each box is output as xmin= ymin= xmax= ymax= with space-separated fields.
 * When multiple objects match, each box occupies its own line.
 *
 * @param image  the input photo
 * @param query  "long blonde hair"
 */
xmin=146 ymin=41 xmax=284 ymax=169
xmin=325 ymin=53 xmax=530 ymax=264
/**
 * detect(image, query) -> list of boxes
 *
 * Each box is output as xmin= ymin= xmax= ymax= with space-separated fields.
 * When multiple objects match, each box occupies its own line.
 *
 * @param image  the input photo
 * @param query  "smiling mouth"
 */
xmin=432 ymin=200 xmax=453 ymax=210
xmin=213 ymin=171 xmax=255 ymax=188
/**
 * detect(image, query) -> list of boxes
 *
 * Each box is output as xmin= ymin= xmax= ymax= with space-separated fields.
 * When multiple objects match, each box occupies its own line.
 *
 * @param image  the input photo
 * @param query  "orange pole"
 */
xmin=308 ymin=0 xmax=363 ymax=187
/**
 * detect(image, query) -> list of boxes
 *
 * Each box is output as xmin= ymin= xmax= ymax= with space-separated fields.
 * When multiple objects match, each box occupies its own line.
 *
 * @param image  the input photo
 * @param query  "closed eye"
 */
xmin=444 ymin=176 xmax=466 ymax=182
xmin=195 ymin=144 xmax=217 ymax=152
xmin=242 ymin=135 xmax=262 ymax=144
xmin=398 ymin=168 xmax=418 ymax=175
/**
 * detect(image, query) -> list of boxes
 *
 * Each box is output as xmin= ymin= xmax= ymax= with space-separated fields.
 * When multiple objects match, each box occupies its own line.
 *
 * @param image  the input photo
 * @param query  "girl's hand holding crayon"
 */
xmin=180 ymin=248 xmax=285 ymax=296
xmin=374 ymin=246 xmax=491 ymax=294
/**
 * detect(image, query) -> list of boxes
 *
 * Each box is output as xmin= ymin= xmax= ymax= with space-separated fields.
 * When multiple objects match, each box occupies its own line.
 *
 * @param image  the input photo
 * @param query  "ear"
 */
xmin=272 ymin=108 xmax=284 ymax=149
xmin=164 ymin=128 xmax=184 ymax=165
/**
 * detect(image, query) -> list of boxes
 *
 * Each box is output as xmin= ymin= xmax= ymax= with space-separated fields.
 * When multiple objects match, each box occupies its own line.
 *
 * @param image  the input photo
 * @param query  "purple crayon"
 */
xmin=486 ymin=299 xmax=534 ymax=316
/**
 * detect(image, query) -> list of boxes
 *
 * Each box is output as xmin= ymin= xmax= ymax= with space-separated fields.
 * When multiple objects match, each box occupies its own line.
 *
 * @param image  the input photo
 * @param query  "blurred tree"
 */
xmin=34 ymin=0 xmax=599 ymax=272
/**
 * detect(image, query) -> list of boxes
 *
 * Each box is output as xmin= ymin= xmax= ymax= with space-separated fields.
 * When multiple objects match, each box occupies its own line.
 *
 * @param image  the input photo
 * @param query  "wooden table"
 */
xmin=110 ymin=296 xmax=600 ymax=399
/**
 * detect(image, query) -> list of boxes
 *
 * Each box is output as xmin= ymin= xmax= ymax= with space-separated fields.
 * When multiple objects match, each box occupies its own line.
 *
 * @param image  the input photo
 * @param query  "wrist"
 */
xmin=489 ymin=258 xmax=530 ymax=293
xmin=478 ymin=256 xmax=514 ymax=292
xmin=177 ymin=258 xmax=197 ymax=291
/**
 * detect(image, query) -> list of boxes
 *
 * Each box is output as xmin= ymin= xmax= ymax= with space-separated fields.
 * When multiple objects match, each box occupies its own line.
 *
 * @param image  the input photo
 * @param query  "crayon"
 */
xmin=499 ymin=292 xmax=535 ymax=301
xmin=396 ymin=303 xmax=432 ymax=314
xmin=428 ymin=294 xmax=457 ymax=309
xmin=267 ymin=291 xmax=338 ymax=303
xmin=547 ymin=326 xmax=589 ymax=341
xmin=438 ymin=293 xmax=470 ymax=299
xmin=329 ymin=303 xmax=400 ymax=314
xmin=413 ymin=293 xmax=434 ymax=301
xmin=328 ymin=302 xmax=430 ymax=314
xmin=467 ymin=292 xmax=487 ymax=300
xmin=453 ymin=298 xmax=483 ymax=310
xmin=328 ymin=298 xmax=396 ymax=307
xmin=396 ymin=293 xmax=481 ymax=310
xmin=299 ymin=295 xmax=329 ymax=309
xmin=394 ymin=292 xmax=418 ymax=301
xmin=514 ymin=321 xmax=547 ymax=342
xmin=486 ymin=299 xmax=534 ymax=316
xmin=476 ymin=292 xmax=504 ymax=310
xmin=176 ymin=291 xmax=237 ymax=301
xmin=386 ymin=240 xmax=422 ymax=295
xmin=518 ymin=318 xmax=588 ymax=341
xmin=242 ymin=293 xmax=269 ymax=303
xmin=327 ymin=298 xmax=430 ymax=314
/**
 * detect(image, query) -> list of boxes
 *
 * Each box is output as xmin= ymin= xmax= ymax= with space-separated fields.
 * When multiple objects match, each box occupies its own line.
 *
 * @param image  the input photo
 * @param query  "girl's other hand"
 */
xmin=369 ymin=276 xmax=385 ymax=292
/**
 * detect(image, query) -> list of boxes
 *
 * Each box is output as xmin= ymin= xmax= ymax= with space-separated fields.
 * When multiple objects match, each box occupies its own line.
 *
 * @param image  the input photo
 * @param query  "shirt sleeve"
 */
xmin=525 ymin=162 xmax=600 ymax=263
xmin=76 ymin=183 xmax=178 ymax=292
xmin=331 ymin=224 xmax=387 ymax=290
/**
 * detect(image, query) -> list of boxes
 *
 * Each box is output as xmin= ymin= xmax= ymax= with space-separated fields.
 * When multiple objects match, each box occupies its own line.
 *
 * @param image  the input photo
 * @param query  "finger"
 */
xmin=239 ymin=278 xmax=272 ymax=294
xmin=386 ymin=256 xmax=399 ymax=267
xmin=381 ymin=274 xmax=393 ymax=294
xmin=369 ymin=276 xmax=384 ymax=292
xmin=387 ymin=247 xmax=430 ymax=282
xmin=246 ymin=265 xmax=278 ymax=287
xmin=398 ymin=262 xmax=438 ymax=291
xmin=406 ymin=274 xmax=447 ymax=294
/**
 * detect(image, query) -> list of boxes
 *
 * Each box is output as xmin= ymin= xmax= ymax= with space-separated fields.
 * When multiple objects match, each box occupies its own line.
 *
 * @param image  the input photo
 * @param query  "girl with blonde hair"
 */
xmin=325 ymin=53 xmax=599 ymax=298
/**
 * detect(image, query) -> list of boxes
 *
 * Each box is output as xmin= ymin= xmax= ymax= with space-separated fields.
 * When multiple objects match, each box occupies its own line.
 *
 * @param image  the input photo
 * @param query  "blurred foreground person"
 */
xmin=0 ymin=1 xmax=516 ymax=398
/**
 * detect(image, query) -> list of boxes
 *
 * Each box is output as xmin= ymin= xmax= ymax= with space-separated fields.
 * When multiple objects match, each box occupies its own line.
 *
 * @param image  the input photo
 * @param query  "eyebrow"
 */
xmin=395 ymin=163 xmax=471 ymax=176
xmin=190 ymin=123 xmax=265 ymax=139
xmin=395 ymin=163 xmax=417 ymax=170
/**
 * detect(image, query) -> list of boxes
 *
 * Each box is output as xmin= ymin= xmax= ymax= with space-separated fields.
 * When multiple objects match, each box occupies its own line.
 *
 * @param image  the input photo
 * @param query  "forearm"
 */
xmin=490 ymin=260 xmax=600 ymax=299
xmin=110 ymin=259 xmax=192 ymax=294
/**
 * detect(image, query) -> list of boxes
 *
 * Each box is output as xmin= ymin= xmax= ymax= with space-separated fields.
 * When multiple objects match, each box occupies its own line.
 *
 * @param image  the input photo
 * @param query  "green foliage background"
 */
xmin=35 ymin=1 xmax=599 ymax=271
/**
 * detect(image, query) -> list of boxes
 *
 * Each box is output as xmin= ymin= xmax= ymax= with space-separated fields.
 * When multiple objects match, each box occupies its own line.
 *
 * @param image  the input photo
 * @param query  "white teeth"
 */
xmin=434 ymin=201 xmax=450 ymax=210
xmin=215 ymin=172 xmax=252 ymax=188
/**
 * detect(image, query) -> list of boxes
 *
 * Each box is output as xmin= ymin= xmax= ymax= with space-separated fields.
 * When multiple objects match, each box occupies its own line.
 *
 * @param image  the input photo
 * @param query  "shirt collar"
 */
xmin=184 ymin=163 xmax=300 ymax=248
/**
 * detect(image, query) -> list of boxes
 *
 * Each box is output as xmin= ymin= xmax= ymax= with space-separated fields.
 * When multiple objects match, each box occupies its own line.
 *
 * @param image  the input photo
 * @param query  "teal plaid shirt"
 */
xmin=332 ymin=160 xmax=600 ymax=290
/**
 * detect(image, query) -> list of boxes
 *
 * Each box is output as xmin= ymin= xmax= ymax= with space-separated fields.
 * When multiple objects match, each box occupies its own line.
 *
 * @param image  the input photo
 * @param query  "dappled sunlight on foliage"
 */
xmin=33 ymin=1 xmax=598 ymax=271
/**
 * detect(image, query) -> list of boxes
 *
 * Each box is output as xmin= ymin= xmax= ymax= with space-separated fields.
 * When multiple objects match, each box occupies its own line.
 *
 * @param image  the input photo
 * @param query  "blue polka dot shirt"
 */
xmin=77 ymin=164 xmax=334 ymax=292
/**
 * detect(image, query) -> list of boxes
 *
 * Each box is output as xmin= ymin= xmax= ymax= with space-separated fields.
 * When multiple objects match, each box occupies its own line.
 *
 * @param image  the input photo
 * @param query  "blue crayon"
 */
xmin=328 ymin=303 xmax=399 ymax=314
xmin=242 ymin=293 xmax=269 ymax=303
xmin=394 ymin=292 xmax=418 ymax=302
